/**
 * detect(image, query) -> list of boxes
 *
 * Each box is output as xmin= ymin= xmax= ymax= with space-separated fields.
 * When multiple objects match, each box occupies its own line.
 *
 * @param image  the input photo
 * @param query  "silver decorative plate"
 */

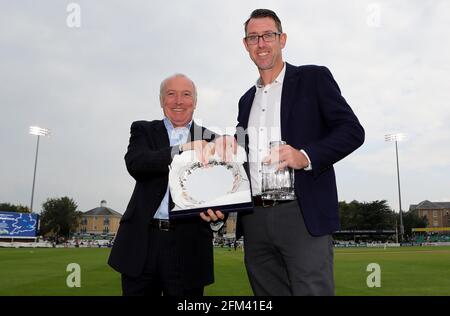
xmin=177 ymin=161 xmax=242 ymax=206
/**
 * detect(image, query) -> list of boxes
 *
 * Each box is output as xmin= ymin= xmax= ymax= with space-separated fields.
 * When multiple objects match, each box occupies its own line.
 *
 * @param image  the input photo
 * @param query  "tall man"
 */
xmin=213 ymin=9 xmax=365 ymax=295
xmin=108 ymin=74 xmax=224 ymax=296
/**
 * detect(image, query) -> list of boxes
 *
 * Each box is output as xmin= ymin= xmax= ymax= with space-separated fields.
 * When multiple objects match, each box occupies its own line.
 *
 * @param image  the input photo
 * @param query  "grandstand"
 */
xmin=333 ymin=229 xmax=396 ymax=243
xmin=412 ymin=227 xmax=450 ymax=244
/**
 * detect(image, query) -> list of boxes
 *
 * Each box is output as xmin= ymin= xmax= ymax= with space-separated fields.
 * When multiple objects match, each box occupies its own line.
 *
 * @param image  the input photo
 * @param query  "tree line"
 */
xmin=339 ymin=200 xmax=427 ymax=238
xmin=1 ymin=198 xmax=428 ymax=241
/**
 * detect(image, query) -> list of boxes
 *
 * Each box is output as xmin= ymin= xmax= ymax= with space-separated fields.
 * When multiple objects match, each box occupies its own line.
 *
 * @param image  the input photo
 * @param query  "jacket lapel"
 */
xmin=280 ymin=63 xmax=298 ymax=140
xmin=189 ymin=121 xmax=204 ymax=142
xmin=153 ymin=120 xmax=170 ymax=149
xmin=240 ymin=87 xmax=256 ymax=130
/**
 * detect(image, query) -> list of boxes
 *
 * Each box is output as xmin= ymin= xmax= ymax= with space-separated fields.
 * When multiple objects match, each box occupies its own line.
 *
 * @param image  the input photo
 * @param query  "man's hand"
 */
xmin=181 ymin=140 xmax=209 ymax=164
xmin=263 ymin=144 xmax=310 ymax=170
xmin=201 ymin=142 xmax=215 ymax=166
xmin=200 ymin=209 xmax=225 ymax=222
xmin=213 ymin=136 xmax=237 ymax=162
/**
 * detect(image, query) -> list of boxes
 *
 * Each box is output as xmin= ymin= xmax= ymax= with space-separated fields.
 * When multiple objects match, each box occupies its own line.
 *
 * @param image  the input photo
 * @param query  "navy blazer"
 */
xmin=236 ymin=63 xmax=365 ymax=237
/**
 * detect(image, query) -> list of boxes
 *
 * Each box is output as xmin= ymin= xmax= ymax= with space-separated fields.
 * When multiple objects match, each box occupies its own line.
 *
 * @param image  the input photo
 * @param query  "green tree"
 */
xmin=400 ymin=210 xmax=428 ymax=239
xmin=339 ymin=200 xmax=360 ymax=230
xmin=39 ymin=197 xmax=81 ymax=241
xmin=339 ymin=200 xmax=395 ymax=230
xmin=0 ymin=203 xmax=30 ymax=213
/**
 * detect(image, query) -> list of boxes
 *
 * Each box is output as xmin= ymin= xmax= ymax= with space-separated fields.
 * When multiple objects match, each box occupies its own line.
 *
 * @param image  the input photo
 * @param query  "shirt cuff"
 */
xmin=300 ymin=149 xmax=312 ymax=171
xmin=210 ymin=220 xmax=224 ymax=232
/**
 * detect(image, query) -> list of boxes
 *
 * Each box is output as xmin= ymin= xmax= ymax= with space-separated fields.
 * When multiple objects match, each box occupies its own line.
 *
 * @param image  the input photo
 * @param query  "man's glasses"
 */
xmin=244 ymin=32 xmax=281 ymax=45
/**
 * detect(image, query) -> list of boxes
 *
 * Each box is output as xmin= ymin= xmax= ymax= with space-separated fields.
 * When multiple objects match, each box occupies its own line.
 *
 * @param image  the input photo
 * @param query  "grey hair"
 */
xmin=159 ymin=73 xmax=197 ymax=105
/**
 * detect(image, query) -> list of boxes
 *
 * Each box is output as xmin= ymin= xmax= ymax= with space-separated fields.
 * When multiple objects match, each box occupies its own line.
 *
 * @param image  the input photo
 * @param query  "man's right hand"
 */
xmin=181 ymin=140 xmax=209 ymax=164
xmin=200 ymin=209 xmax=225 ymax=222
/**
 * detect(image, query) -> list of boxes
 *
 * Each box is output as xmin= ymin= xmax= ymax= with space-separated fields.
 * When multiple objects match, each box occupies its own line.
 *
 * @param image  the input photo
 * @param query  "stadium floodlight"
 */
xmin=385 ymin=133 xmax=406 ymax=242
xmin=29 ymin=126 xmax=51 ymax=212
xmin=384 ymin=133 xmax=406 ymax=142
xmin=29 ymin=126 xmax=50 ymax=136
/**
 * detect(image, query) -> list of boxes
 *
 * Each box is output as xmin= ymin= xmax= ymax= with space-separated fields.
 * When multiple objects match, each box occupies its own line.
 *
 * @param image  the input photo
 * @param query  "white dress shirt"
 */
xmin=247 ymin=63 xmax=311 ymax=196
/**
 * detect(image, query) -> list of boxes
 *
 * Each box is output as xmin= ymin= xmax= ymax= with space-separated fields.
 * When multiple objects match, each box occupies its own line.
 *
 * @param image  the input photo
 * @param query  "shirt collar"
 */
xmin=163 ymin=117 xmax=193 ymax=132
xmin=255 ymin=62 xmax=286 ymax=89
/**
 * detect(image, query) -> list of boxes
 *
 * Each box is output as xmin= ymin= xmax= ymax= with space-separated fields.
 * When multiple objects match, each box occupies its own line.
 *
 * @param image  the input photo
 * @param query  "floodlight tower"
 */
xmin=385 ymin=133 xmax=406 ymax=242
xmin=29 ymin=126 xmax=50 ymax=212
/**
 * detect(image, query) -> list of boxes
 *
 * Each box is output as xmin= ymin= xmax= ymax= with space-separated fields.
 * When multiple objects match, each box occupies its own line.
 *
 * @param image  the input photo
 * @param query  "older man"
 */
xmin=108 ymin=74 xmax=224 ymax=296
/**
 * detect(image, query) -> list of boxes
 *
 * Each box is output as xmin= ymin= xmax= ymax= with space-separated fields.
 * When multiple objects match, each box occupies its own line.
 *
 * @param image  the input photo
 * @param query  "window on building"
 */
xmin=104 ymin=218 xmax=110 ymax=226
xmin=433 ymin=211 xmax=438 ymax=218
xmin=433 ymin=221 xmax=439 ymax=227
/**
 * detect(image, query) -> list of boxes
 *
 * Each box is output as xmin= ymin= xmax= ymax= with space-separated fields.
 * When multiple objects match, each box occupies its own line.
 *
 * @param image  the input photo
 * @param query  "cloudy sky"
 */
xmin=1 ymin=0 xmax=449 ymax=215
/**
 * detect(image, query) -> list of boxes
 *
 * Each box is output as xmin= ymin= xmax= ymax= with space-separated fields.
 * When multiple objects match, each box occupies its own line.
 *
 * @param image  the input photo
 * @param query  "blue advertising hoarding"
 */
xmin=0 ymin=212 xmax=39 ymax=237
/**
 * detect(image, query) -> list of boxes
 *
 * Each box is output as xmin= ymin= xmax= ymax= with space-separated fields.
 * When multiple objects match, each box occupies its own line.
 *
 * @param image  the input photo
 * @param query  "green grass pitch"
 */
xmin=1 ymin=246 xmax=449 ymax=295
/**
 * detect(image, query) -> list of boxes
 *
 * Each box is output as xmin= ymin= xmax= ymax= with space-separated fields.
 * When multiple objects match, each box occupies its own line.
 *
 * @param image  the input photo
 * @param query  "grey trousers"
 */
xmin=241 ymin=201 xmax=334 ymax=296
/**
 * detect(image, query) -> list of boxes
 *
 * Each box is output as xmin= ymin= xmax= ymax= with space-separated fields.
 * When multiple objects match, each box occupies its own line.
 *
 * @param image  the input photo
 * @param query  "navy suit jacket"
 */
xmin=236 ymin=63 xmax=365 ymax=237
xmin=108 ymin=120 xmax=217 ymax=288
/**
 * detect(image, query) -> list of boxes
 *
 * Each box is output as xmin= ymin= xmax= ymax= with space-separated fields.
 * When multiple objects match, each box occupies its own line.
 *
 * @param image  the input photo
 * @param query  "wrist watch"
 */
xmin=210 ymin=220 xmax=224 ymax=232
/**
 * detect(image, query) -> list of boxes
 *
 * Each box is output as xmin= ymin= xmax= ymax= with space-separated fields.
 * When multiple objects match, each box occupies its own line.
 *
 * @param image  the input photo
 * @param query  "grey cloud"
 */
xmin=1 ymin=0 xmax=449 ymax=214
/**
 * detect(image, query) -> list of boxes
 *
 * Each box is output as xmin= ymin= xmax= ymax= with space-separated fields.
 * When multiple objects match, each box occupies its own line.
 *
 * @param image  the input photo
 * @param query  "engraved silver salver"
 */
xmin=168 ymin=145 xmax=252 ymax=218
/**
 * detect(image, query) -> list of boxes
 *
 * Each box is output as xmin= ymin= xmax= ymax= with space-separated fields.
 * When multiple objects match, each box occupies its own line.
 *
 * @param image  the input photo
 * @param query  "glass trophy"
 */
xmin=261 ymin=140 xmax=295 ymax=200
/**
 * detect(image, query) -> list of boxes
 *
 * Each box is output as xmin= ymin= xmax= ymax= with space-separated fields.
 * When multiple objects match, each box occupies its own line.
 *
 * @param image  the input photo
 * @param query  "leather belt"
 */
xmin=149 ymin=219 xmax=174 ymax=231
xmin=253 ymin=195 xmax=296 ymax=208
